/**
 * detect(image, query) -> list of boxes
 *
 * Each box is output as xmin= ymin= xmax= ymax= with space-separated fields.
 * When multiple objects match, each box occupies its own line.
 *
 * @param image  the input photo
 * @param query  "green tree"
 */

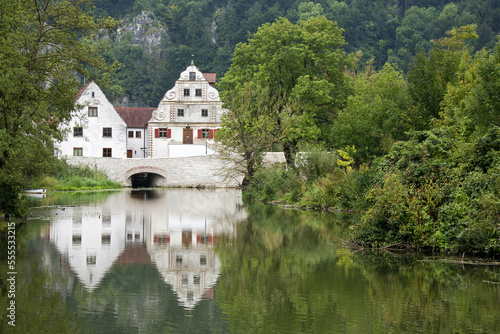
xmin=332 ymin=62 xmax=410 ymax=164
xmin=0 ymin=0 xmax=119 ymax=216
xmin=407 ymin=25 xmax=477 ymax=130
xmin=219 ymin=17 xmax=351 ymax=171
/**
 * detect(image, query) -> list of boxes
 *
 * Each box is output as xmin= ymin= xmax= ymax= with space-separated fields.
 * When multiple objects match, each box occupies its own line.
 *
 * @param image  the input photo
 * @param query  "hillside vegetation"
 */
xmin=91 ymin=0 xmax=500 ymax=106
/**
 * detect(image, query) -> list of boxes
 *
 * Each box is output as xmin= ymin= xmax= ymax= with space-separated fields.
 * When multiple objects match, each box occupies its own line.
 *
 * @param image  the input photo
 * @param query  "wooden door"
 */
xmin=127 ymin=150 xmax=133 ymax=158
xmin=183 ymin=128 xmax=193 ymax=144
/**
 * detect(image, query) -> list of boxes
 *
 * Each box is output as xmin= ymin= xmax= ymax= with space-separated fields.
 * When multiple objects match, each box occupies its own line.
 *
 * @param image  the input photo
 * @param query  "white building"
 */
xmin=115 ymin=107 xmax=155 ymax=158
xmin=147 ymin=61 xmax=224 ymax=158
xmin=57 ymin=62 xmax=224 ymax=159
xmin=56 ymin=81 xmax=128 ymax=158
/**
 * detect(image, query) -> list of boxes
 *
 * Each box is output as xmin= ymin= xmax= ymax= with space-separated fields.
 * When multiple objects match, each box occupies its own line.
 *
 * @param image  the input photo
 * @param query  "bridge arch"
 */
xmin=125 ymin=166 xmax=168 ymax=188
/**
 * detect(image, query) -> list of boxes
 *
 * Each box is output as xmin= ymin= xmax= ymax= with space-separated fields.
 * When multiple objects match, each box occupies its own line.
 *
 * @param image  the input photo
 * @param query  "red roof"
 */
xmin=115 ymin=107 xmax=155 ymax=128
xmin=203 ymin=73 xmax=216 ymax=85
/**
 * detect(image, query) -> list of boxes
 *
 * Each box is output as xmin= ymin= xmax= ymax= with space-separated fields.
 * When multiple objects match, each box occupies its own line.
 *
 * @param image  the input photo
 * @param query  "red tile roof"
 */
xmin=115 ymin=107 xmax=155 ymax=128
xmin=203 ymin=73 xmax=216 ymax=85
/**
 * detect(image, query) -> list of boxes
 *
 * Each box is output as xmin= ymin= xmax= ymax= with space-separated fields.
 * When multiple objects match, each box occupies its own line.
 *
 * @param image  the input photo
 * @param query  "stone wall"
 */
xmin=66 ymin=155 xmax=245 ymax=187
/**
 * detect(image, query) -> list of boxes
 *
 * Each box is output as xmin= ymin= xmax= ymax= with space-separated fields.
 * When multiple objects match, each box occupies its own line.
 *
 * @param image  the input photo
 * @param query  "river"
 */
xmin=1 ymin=189 xmax=499 ymax=333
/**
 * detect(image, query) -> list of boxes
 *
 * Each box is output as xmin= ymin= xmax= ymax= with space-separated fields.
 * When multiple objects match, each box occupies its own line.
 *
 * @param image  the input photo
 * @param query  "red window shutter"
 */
xmin=198 ymin=129 xmax=202 ymax=138
xmin=155 ymin=128 xmax=159 ymax=138
xmin=167 ymin=129 xmax=171 ymax=138
xmin=209 ymin=129 xmax=214 ymax=139
xmin=214 ymin=129 xmax=219 ymax=139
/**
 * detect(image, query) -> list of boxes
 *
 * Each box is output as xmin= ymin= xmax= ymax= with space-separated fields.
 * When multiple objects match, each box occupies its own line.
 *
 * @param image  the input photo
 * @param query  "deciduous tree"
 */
xmin=0 ymin=0 xmax=119 ymax=216
xmin=218 ymin=17 xmax=351 ymax=173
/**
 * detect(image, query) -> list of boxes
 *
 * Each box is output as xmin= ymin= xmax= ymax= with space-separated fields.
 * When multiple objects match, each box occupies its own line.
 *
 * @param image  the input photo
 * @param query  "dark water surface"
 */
xmin=1 ymin=189 xmax=499 ymax=333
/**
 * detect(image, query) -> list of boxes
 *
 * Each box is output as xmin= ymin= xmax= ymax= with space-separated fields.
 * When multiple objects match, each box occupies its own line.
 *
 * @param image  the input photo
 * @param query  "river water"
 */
xmin=1 ymin=189 xmax=499 ymax=333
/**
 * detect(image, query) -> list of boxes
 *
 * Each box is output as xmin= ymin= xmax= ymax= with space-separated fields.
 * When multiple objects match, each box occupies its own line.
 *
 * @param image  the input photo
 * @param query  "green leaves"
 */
xmin=219 ymin=17 xmax=350 ymax=172
xmin=0 ymin=0 xmax=119 ymax=215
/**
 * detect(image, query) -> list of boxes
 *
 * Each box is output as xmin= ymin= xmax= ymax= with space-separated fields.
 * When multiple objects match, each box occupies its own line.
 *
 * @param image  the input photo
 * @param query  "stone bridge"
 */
xmin=66 ymin=155 xmax=246 ymax=187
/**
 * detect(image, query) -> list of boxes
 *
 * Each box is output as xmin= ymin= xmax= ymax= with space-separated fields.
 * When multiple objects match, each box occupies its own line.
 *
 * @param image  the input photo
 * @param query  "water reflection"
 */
xmin=47 ymin=189 xmax=246 ymax=309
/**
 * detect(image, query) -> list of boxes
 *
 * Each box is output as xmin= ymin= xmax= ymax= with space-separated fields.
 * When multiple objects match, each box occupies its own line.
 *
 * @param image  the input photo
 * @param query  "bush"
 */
xmin=351 ymin=128 xmax=500 ymax=256
xmin=249 ymin=164 xmax=304 ymax=203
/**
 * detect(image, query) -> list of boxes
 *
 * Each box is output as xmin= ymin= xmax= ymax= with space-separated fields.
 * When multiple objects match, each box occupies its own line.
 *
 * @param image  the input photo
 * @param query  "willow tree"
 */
xmin=218 ymin=17 xmax=351 ymax=174
xmin=0 ymin=0 xmax=119 ymax=216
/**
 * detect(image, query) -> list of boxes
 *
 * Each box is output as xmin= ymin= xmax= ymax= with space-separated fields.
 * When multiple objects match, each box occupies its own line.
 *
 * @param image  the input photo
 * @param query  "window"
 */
xmin=72 ymin=234 xmax=82 ymax=245
xmin=195 ymin=89 xmax=202 ymax=97
xmin=189 ymin=72 xmax=196 ymax=80
xmin=128 ymin=131 xmax=134 ymax=138
xmin=159 ymin=128 xmax=168 ymax=138
xmin=74 ymin=127 xmax=83 ymax=137
xmin=91 ymin=92 xmax=95 ymax=98
xmin=201 ymin=129 xmax=210 ymax=139
xmin=176 ymin=255 xmax=183 ymax=266
xmin=193 ymin=275 xmax=200 ymax=285
xmin=135 ymin=131 xmax=141 ymax=138
xmin=155 ymin=128 xmax=171 ymax=138
xmin=182 ymin=274 xmax=188 ymax=285
xmin=177 ymin=109 xmax=184 ymax=117
xmin=103 ymin=127 xmax=112 ymax=137
xmin=86 ymin=254 xmax=96 ymax=266
xmin=73 ymin=148 xmax=83 ymax=156
xmin=184 ymin=88 xmax=190 ymax=96
xmin=88 ymin=107 xmax=98 ymax=117
xmin=200 ymin=255 xmax=207 ymax=266
xmin=103 ymin=148 xmax=112 ymax=157
xmin=201 ymin=109 xmax=208 ymax=117
xmin=101 ymin=234 xmax=111 ymax=245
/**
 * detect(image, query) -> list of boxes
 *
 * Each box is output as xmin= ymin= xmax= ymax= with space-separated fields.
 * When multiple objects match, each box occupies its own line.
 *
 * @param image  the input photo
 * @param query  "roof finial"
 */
xmin=191 ymin=55 xmax=194 ymax=66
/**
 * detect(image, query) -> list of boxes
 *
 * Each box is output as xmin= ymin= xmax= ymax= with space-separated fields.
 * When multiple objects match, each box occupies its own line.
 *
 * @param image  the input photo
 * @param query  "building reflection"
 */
xmin=48 ymin=189 xmax=246 ymax=308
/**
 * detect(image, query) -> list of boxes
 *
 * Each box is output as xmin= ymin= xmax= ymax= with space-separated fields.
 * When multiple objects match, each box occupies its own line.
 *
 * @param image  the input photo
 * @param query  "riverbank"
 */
xmin=30 ymin=159 xmax=122 ymax=191
xmin=245 ymin=143 xmax=500 ymax=258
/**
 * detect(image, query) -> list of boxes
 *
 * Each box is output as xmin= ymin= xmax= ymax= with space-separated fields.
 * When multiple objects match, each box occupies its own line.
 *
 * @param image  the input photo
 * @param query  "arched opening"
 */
xmin=129 ymin=172 xmax=166 ymax=188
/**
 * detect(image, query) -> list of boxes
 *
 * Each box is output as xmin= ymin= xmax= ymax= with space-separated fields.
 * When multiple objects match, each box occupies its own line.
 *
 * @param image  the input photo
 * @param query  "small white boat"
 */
xmin=25 ymin=189 xmax=46 ymax=194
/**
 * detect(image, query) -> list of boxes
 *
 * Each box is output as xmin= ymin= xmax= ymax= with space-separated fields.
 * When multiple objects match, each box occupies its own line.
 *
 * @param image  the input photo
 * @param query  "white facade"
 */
xmin=148 ymin=62 xmax=225 ymax=158
xmin=126 ymin=127 xmax=147 ymax=158
xmin=57 ymin=81 xmax=128 ymax=159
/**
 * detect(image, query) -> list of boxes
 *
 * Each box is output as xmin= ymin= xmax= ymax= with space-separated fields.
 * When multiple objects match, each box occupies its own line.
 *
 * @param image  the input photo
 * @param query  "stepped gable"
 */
xmin=115 ymin=107 xmax=156 ymax=128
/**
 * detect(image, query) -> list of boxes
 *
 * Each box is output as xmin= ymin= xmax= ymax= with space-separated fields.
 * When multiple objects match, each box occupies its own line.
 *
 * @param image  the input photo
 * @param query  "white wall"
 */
xmin=126 ymin=127 xmax=148 ymax=158
xmin=57 ymin=81 xmax=128 ymax=158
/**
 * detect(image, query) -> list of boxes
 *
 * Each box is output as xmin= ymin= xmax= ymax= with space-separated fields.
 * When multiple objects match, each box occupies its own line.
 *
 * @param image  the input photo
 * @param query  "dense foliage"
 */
xmin=240 ymin=23 xmax=500 ymax=256
xmin=89 ymin=0 xmax=499 ymax=105
xmin=0 ymin=0 xmax=119 ymax=216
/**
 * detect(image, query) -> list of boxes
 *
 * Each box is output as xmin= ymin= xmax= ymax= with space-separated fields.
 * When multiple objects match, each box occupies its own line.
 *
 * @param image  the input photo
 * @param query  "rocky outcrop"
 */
xmin=117 ymin=11 xmax=167 ymax=52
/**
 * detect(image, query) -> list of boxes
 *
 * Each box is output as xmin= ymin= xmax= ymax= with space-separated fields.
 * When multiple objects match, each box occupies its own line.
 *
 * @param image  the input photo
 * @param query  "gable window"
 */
xmin=103 ymin=127 xmax=112 ymax=137
xmin=73 ymin=148 xmax=83 ymax=156
xmin=195 ymin=89 xmax=202 ymax=97
xmin=177 ymin=109 xmax=184 ymax=117
xmin=136 ymin=131 xmax=141 ymax=138
xmin=201 ymin=109 xmax=208 ymax=117
xmin=189 ymin=72 xmax=196 ymax=80
xmin=103 ymin=148 xmax=112 ymax=157
xmin=91 ymin=92 xmax=95 ymax=98
xmin=128 ymin=131 xmax=134 ymax=138
xmin=184 ymin=89 xmax=190 ymax=96
xmin=74 ymin=127 xmax=83 ymax=137
xmin=88 ymin=107 xmax=98 ymax=117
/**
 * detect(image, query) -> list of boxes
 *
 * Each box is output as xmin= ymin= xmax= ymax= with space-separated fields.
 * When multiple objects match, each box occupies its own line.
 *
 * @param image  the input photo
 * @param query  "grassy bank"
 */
xmin=30 ymin=159 xmax=122 ymax=191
